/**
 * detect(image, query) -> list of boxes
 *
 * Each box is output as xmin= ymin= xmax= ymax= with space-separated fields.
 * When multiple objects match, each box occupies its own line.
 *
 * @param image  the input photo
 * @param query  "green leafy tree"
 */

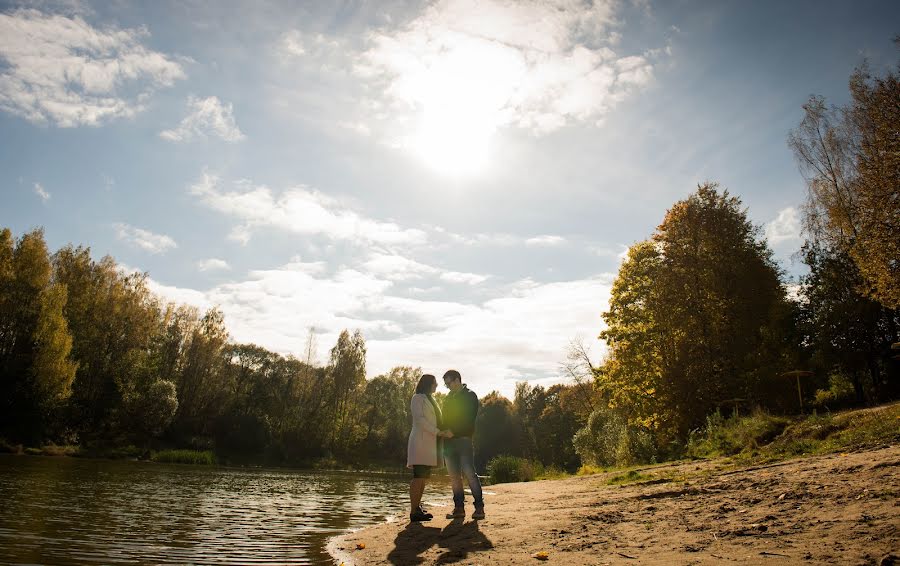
xmin=474 ymin=391 xmax=520 ymax=472
xmin=326 ymin=329 xmax=367 ymax=454
xmin=800 ymin=243 xmax=899 ymax=403
xmin=53 ymin=247 xmax=160 ymax=441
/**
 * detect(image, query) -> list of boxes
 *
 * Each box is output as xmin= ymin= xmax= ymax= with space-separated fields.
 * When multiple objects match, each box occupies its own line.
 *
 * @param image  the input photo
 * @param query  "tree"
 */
xmin=0 ymin=229 xmax=77 ymax=442
xmin=598 ymin=185 xmax=791 ymax=442
xmin=799 ymin=242 xmax=899 ymax=403
xmin=326 ymin=329 xmax=367 ymax=453
xmin=53 ymin=247 xmax=160 ymax=441
xmin=789 ymin=45 xmax=900 ymax=308
xmin=474 ymin=391 xmax=520 ymax=472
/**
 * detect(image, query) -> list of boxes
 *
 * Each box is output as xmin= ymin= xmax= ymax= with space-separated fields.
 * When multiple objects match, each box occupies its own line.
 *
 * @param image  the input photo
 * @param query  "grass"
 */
xmin=606 ymin=469 xmax=652 ymax=485
xmin=690 ymin=402 xmax=900 ymax=466
xmin=151 ymin=449 xmax=216 ymax=465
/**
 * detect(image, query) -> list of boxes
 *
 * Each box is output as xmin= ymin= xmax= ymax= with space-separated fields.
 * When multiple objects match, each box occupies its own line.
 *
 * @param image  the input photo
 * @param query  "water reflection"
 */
xmin=0 ymin=456 xmax=426 ymax=565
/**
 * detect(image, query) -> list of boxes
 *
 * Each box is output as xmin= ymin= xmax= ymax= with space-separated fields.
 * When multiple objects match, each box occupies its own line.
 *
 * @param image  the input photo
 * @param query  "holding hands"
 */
xmin=439 ymin=429 xmax=454 ymax=439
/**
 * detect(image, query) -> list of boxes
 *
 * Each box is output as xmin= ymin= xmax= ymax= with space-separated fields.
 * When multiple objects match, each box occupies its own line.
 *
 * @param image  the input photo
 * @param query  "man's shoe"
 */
xmin=472 ymin=508 xmax=485 ymax=520
xmin=417 ymin=506 xmax=433 ymax=519
xmin=410 ymin=510 xmax=432 ymax=522
xmin=445 ymin=507 xmax=465 ymax=519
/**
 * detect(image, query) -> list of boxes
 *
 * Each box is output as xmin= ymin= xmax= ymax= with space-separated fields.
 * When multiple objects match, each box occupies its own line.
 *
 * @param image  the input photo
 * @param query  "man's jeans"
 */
xmin=444 ymin=437 xmax=483 ymax=509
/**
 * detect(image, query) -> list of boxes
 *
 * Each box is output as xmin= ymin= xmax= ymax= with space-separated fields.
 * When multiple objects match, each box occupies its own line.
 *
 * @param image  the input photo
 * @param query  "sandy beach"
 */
xmin=329 ymin=444 xmax=899 ymax=565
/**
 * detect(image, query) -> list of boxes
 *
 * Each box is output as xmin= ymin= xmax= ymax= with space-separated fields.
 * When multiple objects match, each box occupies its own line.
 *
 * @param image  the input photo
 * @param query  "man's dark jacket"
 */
xmin=442 ymin=385 xmax=479 ymax=437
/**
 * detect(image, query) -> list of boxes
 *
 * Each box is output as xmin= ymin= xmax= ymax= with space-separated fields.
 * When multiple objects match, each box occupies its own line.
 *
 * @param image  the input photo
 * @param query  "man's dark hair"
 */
xmin=415 ymin=374 xmax=437 ymax=394
xmin=442 ymin=369 xmax=461 ymax=383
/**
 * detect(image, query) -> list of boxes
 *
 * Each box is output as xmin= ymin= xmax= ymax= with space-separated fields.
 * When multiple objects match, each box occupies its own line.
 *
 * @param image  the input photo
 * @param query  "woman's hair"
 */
xmin=415 ymin=374 xmax=437 ymax=394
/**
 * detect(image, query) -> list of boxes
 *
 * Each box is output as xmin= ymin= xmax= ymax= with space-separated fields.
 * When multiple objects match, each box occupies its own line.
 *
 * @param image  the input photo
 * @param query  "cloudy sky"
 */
xmin=2 ymin=0 xmax=898 ymax=398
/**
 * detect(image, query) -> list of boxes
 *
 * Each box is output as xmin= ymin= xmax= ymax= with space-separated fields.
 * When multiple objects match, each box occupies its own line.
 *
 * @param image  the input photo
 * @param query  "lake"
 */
xmin=0 ymin=455 xmax=429 ymax=565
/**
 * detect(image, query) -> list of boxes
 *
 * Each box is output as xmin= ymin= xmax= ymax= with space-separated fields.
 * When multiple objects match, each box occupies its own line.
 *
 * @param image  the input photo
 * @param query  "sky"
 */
xmin=1 ymin=0 xmax=898 ymax=399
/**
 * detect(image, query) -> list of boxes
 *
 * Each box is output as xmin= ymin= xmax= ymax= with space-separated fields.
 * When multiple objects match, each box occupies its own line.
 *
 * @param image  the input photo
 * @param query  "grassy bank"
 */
xmin=686 ymin=401 xmax=900 ymax=464
xmin=483 ymin=402 xmax=900 ymax=486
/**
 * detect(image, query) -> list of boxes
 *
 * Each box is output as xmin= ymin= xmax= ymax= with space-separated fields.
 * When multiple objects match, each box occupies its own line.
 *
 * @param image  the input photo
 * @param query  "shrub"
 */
xmin=151 ymin=449 xmax=216 ymax=465
xmin=573 ymin=407 xmax=657 ymax=468
xmin=685 ymin=408 xmax=791 ymax=459
xmin=812 ymin=373 xmax=857 ymax=410
xmin=487 ymin=455 xmax=539 ymax=484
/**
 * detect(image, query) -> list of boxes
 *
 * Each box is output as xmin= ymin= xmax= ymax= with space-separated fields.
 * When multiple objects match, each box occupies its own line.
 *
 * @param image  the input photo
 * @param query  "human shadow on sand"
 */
xmin=387 ymin=517 xmax=494 ymax=565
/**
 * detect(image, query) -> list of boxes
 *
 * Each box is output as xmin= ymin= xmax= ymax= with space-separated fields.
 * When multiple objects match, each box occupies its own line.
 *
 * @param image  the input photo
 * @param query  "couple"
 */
xmin=407 ymin=370 xmax=484 ymax=523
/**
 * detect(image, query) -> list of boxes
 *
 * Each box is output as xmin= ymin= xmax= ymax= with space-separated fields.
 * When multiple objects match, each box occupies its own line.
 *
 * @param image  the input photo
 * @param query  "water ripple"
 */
xmin=0 ymin=456 xmax=422 ymax=565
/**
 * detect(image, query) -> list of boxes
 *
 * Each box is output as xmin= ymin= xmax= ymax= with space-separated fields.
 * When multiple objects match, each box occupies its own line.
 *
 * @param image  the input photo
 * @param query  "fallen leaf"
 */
xmin=533 ymin=551 xmax=549 ymax=560
xmin=356 ymin=543 xmax=366 ymax=550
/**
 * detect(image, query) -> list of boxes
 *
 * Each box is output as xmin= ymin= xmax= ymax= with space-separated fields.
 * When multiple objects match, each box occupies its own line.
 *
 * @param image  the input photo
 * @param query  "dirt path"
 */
xmin=329 ymin=444 xmax=899 ymax=565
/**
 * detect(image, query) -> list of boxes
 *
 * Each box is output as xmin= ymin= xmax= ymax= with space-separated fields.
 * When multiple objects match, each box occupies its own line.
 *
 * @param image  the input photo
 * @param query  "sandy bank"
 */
xmin=328 ymin=444 xmax=899 ymax=565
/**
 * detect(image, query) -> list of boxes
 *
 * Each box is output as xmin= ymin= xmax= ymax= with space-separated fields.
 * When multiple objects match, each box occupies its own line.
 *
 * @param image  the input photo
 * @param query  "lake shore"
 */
xmin=328 ymin=444 xmax=900 ymax=565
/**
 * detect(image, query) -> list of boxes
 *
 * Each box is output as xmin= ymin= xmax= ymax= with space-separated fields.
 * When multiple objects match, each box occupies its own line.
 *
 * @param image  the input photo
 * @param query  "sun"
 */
xmin=409 ymin=107 xmax=495 ymax=177
xmin=394 ymin=35 xmax=524 ymax=177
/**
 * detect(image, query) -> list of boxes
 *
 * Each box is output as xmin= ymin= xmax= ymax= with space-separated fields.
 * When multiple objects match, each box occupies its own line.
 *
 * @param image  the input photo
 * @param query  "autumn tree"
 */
xmin=598 ymin=185 xmax=792 ymax=442
xmin=789 ymin=44 xmax=900 ymax=308
xmin=0 ymin=229 xmax=77 ymax=442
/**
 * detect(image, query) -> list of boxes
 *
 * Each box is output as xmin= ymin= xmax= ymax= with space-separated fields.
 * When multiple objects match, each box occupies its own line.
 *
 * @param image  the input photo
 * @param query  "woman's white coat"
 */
xmin=407 ymin=393 xmax=439 ymax=467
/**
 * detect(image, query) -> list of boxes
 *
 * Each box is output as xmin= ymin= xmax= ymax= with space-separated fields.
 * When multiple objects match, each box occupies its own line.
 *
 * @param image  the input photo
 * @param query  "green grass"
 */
xmin=690 ymin=402 xmax=900 ymax=465
xmin=151 ymin=449 xmax=216 ymax=465
xmin=606 ymin=469 xmax=651 ymax=485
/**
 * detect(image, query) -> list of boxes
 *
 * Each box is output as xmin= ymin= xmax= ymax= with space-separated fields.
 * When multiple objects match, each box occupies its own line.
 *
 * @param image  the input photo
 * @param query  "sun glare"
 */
xmin=397 ymin=34 xmax=524 ymax=177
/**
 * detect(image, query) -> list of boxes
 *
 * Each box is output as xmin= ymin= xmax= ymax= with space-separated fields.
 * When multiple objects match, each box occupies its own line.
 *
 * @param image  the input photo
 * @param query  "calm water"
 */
xmin=0 ymin=455 xmax=423 ymax=565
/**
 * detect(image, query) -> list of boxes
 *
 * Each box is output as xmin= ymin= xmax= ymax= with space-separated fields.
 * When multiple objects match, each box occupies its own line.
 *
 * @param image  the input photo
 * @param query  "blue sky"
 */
xmin=2 ymin=0 xmax=898 ymax=397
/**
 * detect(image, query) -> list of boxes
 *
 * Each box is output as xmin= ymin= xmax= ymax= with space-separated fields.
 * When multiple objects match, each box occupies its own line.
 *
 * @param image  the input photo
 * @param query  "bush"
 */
xmin=685 ymin=409 xmax=791 ymax=459
xmin=487 ymin=455 xmax=539 ymax=484
xmin=812 ymin=373 xmax=857 ymax=410
xmin=573 ymin=407 xmax=657 ymax=468
xmin=151 ymin=449 xmax=216 ymax=465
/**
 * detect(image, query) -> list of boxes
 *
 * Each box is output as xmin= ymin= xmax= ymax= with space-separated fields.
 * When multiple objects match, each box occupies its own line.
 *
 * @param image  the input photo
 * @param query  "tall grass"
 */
xmin=687 ymin=403 xmax=900 ymax=462
xmin=151 ymin=449 xmax=216 ymax=465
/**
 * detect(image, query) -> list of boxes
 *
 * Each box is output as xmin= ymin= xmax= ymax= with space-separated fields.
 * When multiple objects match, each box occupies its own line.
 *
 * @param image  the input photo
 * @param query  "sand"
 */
xmin=328 ymin=444 xmax=899 ymax=565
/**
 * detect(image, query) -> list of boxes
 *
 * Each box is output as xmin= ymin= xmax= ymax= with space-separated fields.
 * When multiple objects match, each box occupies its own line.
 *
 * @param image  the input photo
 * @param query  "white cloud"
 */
xmin=189 ymin=172 xmax=428 ymax=246
xmin=356 ymin=0 xmax=657 ymax=139
xmin=33 ymin=182 xmax=50 ymax=202
xmin=440 ymin=271 xmax=489 ymax=285
xmin=526 ymin=235 xmax=565 ymax=246
xmin=160 ymin=96 xmax=245 ymax=142
xmin=197 ymin=258 xmax=230 ymax=272
xmin=113 ymin=222 xmax=177 ymax=254
xmin=137 ymin=254 xmax=613 ymax=398
xmin=765 ymin=206 xmax=801 ymax=245
xmin=362 ymin=252 xmax=438 ymax=280
xmin=0 ymin=9 xmax=186 ymax=127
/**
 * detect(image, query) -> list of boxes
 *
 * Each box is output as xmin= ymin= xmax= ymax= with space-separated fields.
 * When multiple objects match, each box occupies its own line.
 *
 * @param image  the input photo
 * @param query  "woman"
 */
xmin=407 ymin=374 xmax=452 ymax=522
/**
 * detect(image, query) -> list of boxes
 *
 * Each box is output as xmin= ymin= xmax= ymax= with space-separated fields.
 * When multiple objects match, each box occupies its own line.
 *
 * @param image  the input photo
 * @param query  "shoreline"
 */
xmin=327 ymin=445 xmax=900 ymax=565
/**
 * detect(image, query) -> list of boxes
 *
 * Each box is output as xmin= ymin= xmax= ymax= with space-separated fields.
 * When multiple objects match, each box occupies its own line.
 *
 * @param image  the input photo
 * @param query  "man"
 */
xmin=441 ymin=369 xmax=484 ymax=520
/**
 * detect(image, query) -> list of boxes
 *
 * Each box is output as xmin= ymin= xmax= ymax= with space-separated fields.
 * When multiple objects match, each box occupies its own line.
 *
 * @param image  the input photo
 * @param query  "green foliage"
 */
xmin=812 ymin=373 xmax=858 ymax=410
xmin=573 ymin=406 xmax=656 ymax=468
xmin=685 ymin=409 xmax=791 ymax=459
xmin=486 ymin=455 xmax=540 ymax=484
xmin=606 ymin=469 xmax=651 ymax=485
xmin=151 ymin=449 xmax=216 ymax=465
xmin=474 ymin=391 xmax=520 ymax=472
xmin=685 ymin=403 xmax=900 ymax=463
xmin=798 ymin=243 xmax=898 ymax=405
